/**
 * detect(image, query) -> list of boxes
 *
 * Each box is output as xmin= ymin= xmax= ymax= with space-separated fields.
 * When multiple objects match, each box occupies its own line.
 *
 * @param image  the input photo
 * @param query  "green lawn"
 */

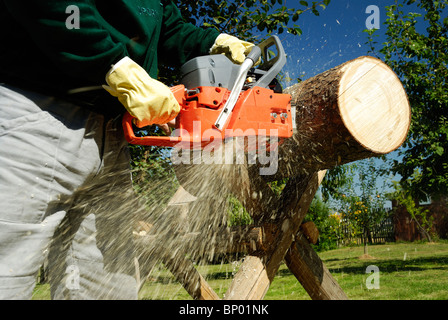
xmin=32 ymin=241 xmax=448 ymax=300
xmin=318 ymin=241 xmax=448 ymax=300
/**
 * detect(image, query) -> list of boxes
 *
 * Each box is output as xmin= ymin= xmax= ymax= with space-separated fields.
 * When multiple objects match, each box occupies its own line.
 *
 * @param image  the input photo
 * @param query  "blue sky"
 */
xmin=279 ymin=0 xmax=399 ymax=84
xmin=272 ymin=0 xmax=416 ymax=206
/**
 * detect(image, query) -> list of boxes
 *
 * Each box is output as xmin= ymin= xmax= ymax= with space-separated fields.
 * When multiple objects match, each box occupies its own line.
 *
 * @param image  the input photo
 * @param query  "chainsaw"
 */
xmin=122 ymin=35 xmax=293 ymax=150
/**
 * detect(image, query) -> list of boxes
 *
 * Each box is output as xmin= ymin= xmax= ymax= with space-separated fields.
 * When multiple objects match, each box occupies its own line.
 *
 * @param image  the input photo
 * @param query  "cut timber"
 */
xmin=285 ymin=233 xmax=348 ymax=300
xmin=262 ymin=56 xmax=411 ymax=180
xmin=224 ymin=171 xmax=326 ymax=300
xmin=300 ymin=221 xmax=319 ymax=245
xmin=162 ymin=247 xmax=220 ymax=300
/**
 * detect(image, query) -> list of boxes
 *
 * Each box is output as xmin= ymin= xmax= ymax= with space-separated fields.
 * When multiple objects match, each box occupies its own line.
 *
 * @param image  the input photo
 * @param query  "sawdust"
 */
xmin=130 ymin=104 xmax=306 ymax=295
xmin=132 ymin=139 xmax=256 ymax=284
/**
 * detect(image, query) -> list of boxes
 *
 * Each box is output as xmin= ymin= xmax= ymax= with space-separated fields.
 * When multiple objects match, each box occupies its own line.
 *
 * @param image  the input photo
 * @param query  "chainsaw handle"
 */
xmin=253 ymin=35 xmax=287 ymax=89
xmin=131 ymin=85 xmax=185 ymax=128
xmin=122 ymin=85 xmax=185 ymax=147
xmin=122 ymin=112 xmax=183 ymax=147
xmin=246 ymin=46 xmax=262 ymax=65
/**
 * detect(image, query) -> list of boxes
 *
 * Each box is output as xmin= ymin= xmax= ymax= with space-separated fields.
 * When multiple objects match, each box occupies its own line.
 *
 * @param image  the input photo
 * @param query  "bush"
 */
xmin=305 ymin=196 xmax=340 ymax=252
xmin=228 ymin=196 xmax=253 ymax=227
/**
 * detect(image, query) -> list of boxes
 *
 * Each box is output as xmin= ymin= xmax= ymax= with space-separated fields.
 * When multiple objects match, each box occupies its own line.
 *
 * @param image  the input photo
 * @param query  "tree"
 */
xmin=158 ymin=0 xmax=331 ymax=83
xmin=174 ymin=0 xmax=331 ymax=40
xmin=366 ymin=0 xmax=448 ymax=201
xmin=305 ymin=195 xmax=341 ymax=251
xmin=390 ymin=180 xmax=434 ymax=242
xmin=329 ymin=159 xmax=391 ymax=255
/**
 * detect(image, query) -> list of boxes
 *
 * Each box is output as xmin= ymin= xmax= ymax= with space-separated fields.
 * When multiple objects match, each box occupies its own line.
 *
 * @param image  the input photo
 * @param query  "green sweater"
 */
xmin=0 ymin=0 xmax=219 ymax=113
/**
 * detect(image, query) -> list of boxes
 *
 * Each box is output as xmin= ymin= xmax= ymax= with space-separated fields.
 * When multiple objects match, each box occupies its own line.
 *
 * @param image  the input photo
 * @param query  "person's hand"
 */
xmin=157 ymin=119 xmax=176 ymax=135
xmin=103 ymin=56 xmax=180 ymax=126
xmin=210 ymin=34 xmax=255 ymax=64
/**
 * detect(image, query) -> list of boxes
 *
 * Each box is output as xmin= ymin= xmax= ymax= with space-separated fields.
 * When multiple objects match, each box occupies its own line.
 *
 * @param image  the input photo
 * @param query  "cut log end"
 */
xmin=264 ymin=56 xmax=412 ymax=180
xmin=338 ymin=56 xmax=411 ymax=154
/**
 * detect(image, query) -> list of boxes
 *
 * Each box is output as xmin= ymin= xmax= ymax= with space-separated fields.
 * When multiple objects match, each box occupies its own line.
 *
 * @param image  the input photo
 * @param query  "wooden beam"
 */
xmin=224 ymin=171 xmax=326 ymax=300
xmin=135 ymin=229 xmax=221 ymax=300
xmin=300 ymin=221 xmax=319 ymax=245
xmin=284 ymin=232 xmax=348 ymax=300
xmin=162 ymin=246 xmax=220 ymax=300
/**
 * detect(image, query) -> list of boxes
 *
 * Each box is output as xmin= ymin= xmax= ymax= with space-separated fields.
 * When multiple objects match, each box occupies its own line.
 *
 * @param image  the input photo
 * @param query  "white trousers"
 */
xmin=0 ymin=85 xmax=139 ymax=299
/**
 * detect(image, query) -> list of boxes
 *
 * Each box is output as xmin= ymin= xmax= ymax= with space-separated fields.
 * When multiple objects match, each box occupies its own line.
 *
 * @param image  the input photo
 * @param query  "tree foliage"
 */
xmin=174 ymin=0 xmax=331 ymax=40
xmin=390 ymin=181 xmax=435 ymax=241
xmin=305 ymin=196 xmax=340 ymax=252
xmin=367 ymin=0 xmax=448 ymax=201
xmin=327 ymin=159 xmax=391 ymax=252
xmin=158 ymin=0 xmax=331 ymax=84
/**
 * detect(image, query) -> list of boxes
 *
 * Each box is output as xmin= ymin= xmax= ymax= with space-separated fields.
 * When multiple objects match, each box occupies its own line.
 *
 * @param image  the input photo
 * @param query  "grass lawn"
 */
xmin=320 ymin=241 xmax=448 ymax=300
xmin=32 ymin=241 xmax=448 ymax=300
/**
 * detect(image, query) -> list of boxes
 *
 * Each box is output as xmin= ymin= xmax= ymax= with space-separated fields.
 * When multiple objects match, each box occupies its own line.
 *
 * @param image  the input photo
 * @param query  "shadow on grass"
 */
xmin=328 ymin=256 xmax=448 ymax=275
xmin=273 ymin=256 xmax=448 ymax=278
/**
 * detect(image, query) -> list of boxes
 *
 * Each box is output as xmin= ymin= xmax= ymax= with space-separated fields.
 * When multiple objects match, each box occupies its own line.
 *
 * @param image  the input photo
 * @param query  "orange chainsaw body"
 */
xmin=122 ymin=84 xmax=293 ymax=149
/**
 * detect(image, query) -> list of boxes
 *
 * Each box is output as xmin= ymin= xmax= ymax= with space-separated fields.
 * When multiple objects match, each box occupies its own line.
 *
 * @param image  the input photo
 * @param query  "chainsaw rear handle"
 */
xmin=122 ymin=112 xmax=182 ymax=147
xmin=122 ymin=85 xmax=186 ymax=148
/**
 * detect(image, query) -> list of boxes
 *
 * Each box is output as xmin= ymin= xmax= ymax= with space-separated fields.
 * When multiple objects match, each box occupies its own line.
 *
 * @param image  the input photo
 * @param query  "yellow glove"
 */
xmin=210 ymin=33 xmax=255 ymax=64
xmin=103 ymin=56 xmax=180 ymax=126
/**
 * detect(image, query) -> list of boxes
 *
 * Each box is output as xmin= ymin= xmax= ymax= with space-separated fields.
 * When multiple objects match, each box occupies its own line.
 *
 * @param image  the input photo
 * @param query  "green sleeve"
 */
xmin=159 ymin=0 xmax=220 ymax=67
xmin=2 ymin=0 xmax=127 ymax=83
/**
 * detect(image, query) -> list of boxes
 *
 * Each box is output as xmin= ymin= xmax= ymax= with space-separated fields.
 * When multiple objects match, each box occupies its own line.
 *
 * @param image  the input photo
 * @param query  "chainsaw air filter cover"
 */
xmin=180 ymin=54 xmax=241 ymax=90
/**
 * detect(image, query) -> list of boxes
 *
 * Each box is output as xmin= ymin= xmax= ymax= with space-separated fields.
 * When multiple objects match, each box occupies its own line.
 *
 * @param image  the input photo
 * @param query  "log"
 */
xmin=284 ymin=233 xmax=348 ymax=300
xmin=261 ymin=56 xmax=411 ymax=181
